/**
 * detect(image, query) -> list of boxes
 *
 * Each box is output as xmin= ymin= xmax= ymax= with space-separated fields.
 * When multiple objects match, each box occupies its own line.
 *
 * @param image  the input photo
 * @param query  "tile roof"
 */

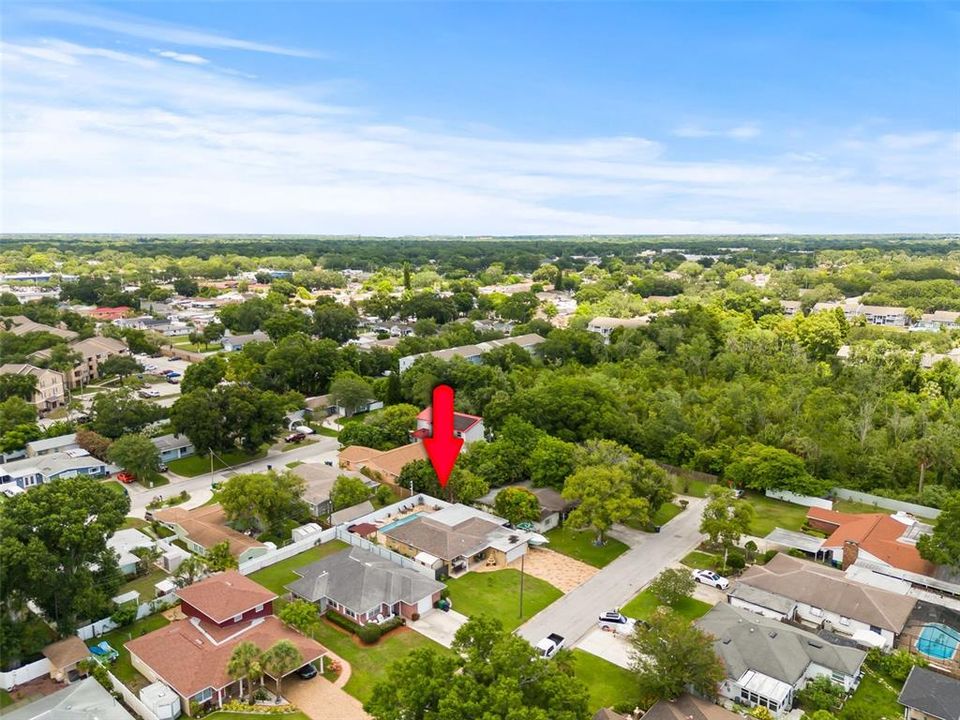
xmin=808 ymin=507 xmax=936 ymax=576
xmin=898 ymin=666 xmax=960 ymax=720
xmin=338 ymin=445 xmax=379 ymax=464
xmin=154 ymin=504 xmax=265 ymax=557
xmin=126 ymin=616 xmax=325 ymax=699
xmin=42 ymin=636 xmax=90 ymax=669
xmin=367 ymin=442 xmax=428 ymax=479
xmin=175 ymin=570 xmax=276 ymax=623
xmin=696 ymin=603 xmax=866 ymax=686
xmin=736 ymin=553 xmax=916 ymax=633
xmin=286 ymin=547 xmax=443 ymax=611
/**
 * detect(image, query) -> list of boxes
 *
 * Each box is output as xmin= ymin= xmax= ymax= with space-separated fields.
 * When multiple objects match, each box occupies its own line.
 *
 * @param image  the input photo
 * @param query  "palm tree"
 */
xmin=226 ymin=641 xmax=261 ymax=703
xmin=261 ymin=640 xmax=302 ymax=698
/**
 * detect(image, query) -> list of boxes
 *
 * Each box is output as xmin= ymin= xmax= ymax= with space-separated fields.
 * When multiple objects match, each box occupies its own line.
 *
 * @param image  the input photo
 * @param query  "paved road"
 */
xmin=516 ymin=497 xmax=707 ymax=647
xmin=124 ymin=436 xmax=340 ymax=514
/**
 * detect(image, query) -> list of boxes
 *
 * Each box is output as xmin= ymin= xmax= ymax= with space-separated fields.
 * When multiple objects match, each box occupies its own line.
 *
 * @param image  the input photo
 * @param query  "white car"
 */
xmin=144 ymin=364 xmax=158 ymax=372
xmin=139 ymin=388 xmax=161 ymax=398
xmin=598 ymin=610 xmax=637 ymax=635
xmin=693 ymin=569 xmax=730 ymax=590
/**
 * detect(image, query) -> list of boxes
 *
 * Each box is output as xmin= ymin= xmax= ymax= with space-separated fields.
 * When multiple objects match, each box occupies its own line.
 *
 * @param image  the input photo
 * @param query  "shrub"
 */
xmin=357 ymin=623 xmax=382 ymax=644
xmin=380 ymin=616 xmax=405 ymax=634
xmin=796 ymin=676 xmax=844 ymax=712
xmin=110 ymin=602 xmax=138 ymax=628
xmin=759 ymin=549 xmax=779 ymax=564
xmin=411 ymin=612 xmax=420 ymax=621
xmin=325 ymin=610 xmax=362 ymax=635
xmin=726 ymin=552 xmax=746 ymax=571
xmin=868 ymin=647 xmax=927 ymax=681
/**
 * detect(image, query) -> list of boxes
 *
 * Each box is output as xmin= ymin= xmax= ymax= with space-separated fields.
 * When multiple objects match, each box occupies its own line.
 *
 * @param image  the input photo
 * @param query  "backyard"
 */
xmin=248 ymin=541 xmax=349 ymax=594
xmin=307 ymin=621 xmax=450 ymax=703
xmin=97 ymin=612 xmax=171 ymax=691
xmin=838 ymin=663 xmax=903 ymax=720
xmin=117 ymin=567 xmax=172 ymax=602
xmin=446 ymin=569 xmax=563 ymax=631
xmin=744 ymin=492 xmax=810 ymax=536
xmin=620 ymin=588 xmax=712 ymax=623
xmin=544 ymin=527 xmax=629 ymax=568
xmin=571 ymin=649 xmax=640 ymax=713
xmin=167 ymin=448 xmax=266 ymax=477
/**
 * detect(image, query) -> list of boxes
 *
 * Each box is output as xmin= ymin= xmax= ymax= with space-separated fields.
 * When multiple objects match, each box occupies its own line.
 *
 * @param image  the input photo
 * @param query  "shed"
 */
xmin=140 ymin=681 xmax=182 ymax=720
xmin=42 ymin=636 xmax=90 ymax=683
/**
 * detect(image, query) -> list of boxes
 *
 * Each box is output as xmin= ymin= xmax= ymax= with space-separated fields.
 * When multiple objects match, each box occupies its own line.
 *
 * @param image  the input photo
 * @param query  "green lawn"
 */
xmin=249 ymin=541 xmax=349 ymax=594
xmin=571 ymin=650 xmax=640 ymax=713
xmin=286 ymin=460 xmax=304 ymax=469
xmin=839 ymin=668 xmax=902 ymax=720
xmin=545 ymin=527 xmax=629 ymax=568
xmin=0 ymin=690 xmax=13 ymax=709
xmin=651 ymin=502 xmax=683 ymax=526
xmin=446 ymin=569 xmax=562 ymax=631
xmin=121 ymin=517 xmax=150 ymax=531
xmin=98 ymin=612 xmax=171 ymax=691
xmin=171 ymin=341 xmax=219 ymax=353
xmin=167 ymin=448 xmax=266 ymax=477
xmin=308 ymin=621 xmax=450 ymax=703
xmin=832 ymin=498 xmax=936 ymax=520
xmin=680 ymin=550 xmax=722 ymax=572
xmin=744 ymin=491 xmax=810 ymax=536
xmin=620 ymin=588 xmax=712 ymax=623
xmin=313 ymin=426 xmax=339 ymax=438
xmin=670 ymin=475 xmax=712 ymax=498
xmin=117 ymin=567 xmax=172 ymax=602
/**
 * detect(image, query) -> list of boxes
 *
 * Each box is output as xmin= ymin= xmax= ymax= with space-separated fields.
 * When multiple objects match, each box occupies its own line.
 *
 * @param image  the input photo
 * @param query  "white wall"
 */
xmin=765 ymin=489 xmax=833 ymax=510
xmin=0 ymin=658 xmax=50 ymax=691
xmin=830 ymin=489 xmax=940 ymax=519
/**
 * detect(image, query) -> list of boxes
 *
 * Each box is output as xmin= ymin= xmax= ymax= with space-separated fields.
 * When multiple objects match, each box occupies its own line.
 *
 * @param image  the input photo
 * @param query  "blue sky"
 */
xmin=2 ymin=2 xmax=958 ymax=234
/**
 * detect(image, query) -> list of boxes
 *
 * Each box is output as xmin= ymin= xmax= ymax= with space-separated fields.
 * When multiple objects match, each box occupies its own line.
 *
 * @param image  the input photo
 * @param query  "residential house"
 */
xmin=289 ymin=462 xmax=374 ymax=517
xmin=858 ymin=304 xmax=908 ymax=327
xmin=898 ymin=666 xmax=960 ymax=720
xmin=153 ymin=504 xmax=269 ymax=563
xmin=220 ymin=331 xmax=269 ymax=352
xmin=2 ymin=677 xmax=135 ymax=720
xmin=398 ymin=333 xmax=544 ymax=372
xmin=339 ymin=442 xmax=429 ymax=484
xmin=380 ymin=504 xmax=531 ymax=577
xmin=413 ymin=407 xmax=485 ymax=444
xmin=642 ymin=694 xmax=743 ymax=720
xmin=729 ymin=553 xmax=916 ymax=650
xmin=151 ymin=433 xmax=196 ymax=463
xmin=286 ymin=546 xmax=444 ymax=625
xmin=780 ymin=300 xmax=803 ymax=317
xmin=330 ymin=500 xmax=375 ymax=526
xmin=0 ymin=363 xmax=67 ymax=415
xmin=919 ymin=311 xmax=960 ymax=331
xmin=921 ymin=348 xmax=960 ymax=369
xmin=475 ymin=482 xmax=578 ymax=533
xmin=0 ymin=449 xmax=115 ymax=491
xmin=108 ymin=527 xmax=156 ymax=576
xmin=32 ymin=336 xmax=130 ymax=389
xmin=586 ymin=315 xmax=650 ymax=342
xmin=127 ymin=571 xmax=326 ymax=715
xmin=697 ymin=603 xmax=866 ymax=716
xmin=6 ymin=315 xmax=78 ymax=341
xmin=807 ymin=507 xmax=936 ymax=576
xmin=25 ymin=432 xmax=78 ymax=457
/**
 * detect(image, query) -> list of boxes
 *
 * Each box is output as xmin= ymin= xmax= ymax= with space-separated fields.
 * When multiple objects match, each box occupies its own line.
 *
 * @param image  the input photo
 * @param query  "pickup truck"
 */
xmin=535 ymin=633 xmax=565 ymax=659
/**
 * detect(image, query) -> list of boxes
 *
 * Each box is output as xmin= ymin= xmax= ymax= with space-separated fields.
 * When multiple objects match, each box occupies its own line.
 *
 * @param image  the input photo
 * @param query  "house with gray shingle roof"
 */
xmin=898 ymin=666 xmax=960 ymax=720
xmin=286 ymin=547 xmax=444 ymax=625
xmin=696 ymin=603 xmax=866 ymax=716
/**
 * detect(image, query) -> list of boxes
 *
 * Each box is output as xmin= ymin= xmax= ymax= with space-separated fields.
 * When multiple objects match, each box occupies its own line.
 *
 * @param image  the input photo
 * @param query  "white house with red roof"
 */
xmin=126 ymin=571 xmax=326 ymax=716
xmin=413 ymin=407 xmax=485 ymax=444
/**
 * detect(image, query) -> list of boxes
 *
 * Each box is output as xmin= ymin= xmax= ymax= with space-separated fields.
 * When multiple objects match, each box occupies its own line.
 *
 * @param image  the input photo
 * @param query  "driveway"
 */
xmin=516 ymin=497 xmax=707 ymax=647
xmin=576 ymin=626 xmax=634 ymax=669
xmin=408 ymin=609 xmax=469 ymax=648
xmin=283 ymin=675 xmax=371 ymax=720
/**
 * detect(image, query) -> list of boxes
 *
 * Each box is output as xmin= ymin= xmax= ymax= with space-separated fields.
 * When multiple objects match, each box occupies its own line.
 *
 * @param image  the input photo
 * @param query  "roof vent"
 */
xmin=769 ymin=631 xmax=777 ymax=638
xmin=749 ymin=627 xmax=755 ymax=633
xmin=808 ymin=640 xmax=823 ymax=649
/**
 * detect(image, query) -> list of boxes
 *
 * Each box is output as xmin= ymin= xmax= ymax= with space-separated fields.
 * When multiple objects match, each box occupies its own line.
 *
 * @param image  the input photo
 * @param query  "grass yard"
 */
xmin=832 ymin=498 xmax=936 ymax=520
xmin=545 ymin=527 xmax=629 ymax=568
xmin=839 ymin=668 xmax=902 ymax=720
xmin=651 ymin=502 xmax=684 ymax=526
xmin=680 ymin=550 xmax=722 ymax=572
xmin=308 ymin=622 xmax=450 ymax=703
xmin=98 ymin=612 xmax=171 ymax=691
xmin=744 ymin=491 xmax=810 ymax=536
xmin=446 ymin=569 xmax=562 ymax=631
xmin=571 ymin=650 xmax=640 ymax=713
xmin=171 ymin=341 xmax=219 ymax=353
xmin=313 ymin=426 xmax=339 ymax=438
xmin=670 ymin=475 xmax=712 ymax=498
xmin=286 ymin=460 xmax=303 ymax=469
xmin=120 ymin=517 xmax=150 ymax=531
xmin=249 ymin=541 xmax=349 ymax=594
xmin=0 ymin=690 xmax=14 ymax=709
xmin=167 ymin=448 xmax=266 ymax=477
xmin=620 ymin=588 xmax=712 ymax=623
xmin=117 ymin=567 xmax=172 ymax=601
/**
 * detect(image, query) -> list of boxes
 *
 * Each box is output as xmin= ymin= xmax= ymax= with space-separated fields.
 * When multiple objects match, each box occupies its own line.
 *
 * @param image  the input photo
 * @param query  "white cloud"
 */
xmin=153 ymin=49 xmax=209 ymax=65
xmin=673 ymin=123 xmax=761 ymax=140
xmin=1 ymin=38 xmax=957 ymax=234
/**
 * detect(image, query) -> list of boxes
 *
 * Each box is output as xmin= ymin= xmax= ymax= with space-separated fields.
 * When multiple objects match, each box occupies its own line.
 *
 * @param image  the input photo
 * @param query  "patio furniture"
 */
xmin=89 ymin=641 xmax=119 ymax=664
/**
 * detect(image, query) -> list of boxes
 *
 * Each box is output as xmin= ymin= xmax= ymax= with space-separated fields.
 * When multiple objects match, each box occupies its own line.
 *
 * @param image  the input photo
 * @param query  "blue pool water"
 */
xmin=917 ymin=623 xmax=960 ymax=660
xmin=379 ymin=512 xmax=424 ymax=534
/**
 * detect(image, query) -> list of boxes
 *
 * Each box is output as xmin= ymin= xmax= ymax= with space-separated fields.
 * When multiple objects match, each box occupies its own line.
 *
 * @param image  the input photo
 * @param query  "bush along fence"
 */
xmin=324 ymin=611 xmax=406 ymax=644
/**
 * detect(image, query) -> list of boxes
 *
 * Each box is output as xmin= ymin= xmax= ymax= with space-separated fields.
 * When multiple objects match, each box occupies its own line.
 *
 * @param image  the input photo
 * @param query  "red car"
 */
xmin=117 ymin=471 xmax=136 ymax=484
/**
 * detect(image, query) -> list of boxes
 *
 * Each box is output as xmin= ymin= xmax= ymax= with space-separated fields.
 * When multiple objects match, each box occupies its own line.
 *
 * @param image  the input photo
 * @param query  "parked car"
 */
xmin=167 ymin=376 xmax=180 ymax=384
xmin=158 ymin=463 xmax=168 ymax=473
xmin=144 ymin=364 xmax=158 ymax=372
xmin=295 ymin=663 xmax=318 ymax=680
xmin=139 ymin=388 xmax=161 ymax=398
xmin=535 ymin=633 xmax=565 ymax=659
xmin=117 ymin=471 xmax=136 ymax=484
xmin=284 ymin=432 xmax=306 ymax=443
xmin=693 ymin=569 xmax=730 ymax=590
xmin=598 ymin=610 xmax=637 ymax=635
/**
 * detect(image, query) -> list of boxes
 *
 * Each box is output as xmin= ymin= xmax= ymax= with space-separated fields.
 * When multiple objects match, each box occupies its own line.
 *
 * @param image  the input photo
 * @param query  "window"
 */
xmin=233 ymin=613 xmax=243 ymax=622
xmin=831 ymin=671 xmax=845 ymax=683
xmin=345 ymin=608 xmax=356 ymax=618
xmin=254 ymin=604 xmax=263 ymax=612
xmin=810 ymin=607 xmax=822 ymax=617
xmin=193 ymin=688 xmax=213 ymax=703
xmin=839 ymin=616 xmax=850 ymax=626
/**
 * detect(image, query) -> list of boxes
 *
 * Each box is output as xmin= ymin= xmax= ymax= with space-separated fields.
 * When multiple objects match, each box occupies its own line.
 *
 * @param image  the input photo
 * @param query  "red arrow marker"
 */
xmin=422 ymin=384 xmax=463 ymax=488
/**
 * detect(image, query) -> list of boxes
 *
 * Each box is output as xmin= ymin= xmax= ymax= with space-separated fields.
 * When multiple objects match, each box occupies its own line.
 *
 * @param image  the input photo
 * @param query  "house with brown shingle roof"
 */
xmin=807 ymin=507 xmax=936 ymax=576
xmin=153 ymin=504 xmax=268 ymax=563
xmin=730 ymin=553 xmax=916 ymax=650
xmin=339 ymin=441 xmax=428 ymax=483
xmin=127 ymin=571 xmax=326 ymax=716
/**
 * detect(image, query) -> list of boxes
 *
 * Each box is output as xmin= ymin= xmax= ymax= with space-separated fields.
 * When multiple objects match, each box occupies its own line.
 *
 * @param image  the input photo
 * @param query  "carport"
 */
xmin=763 ymin=528 xmax=826 ymax=559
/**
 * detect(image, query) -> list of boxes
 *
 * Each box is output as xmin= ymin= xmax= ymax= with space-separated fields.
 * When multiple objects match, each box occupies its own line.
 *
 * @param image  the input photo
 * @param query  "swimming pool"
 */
xmin=917 ymin=623 xmax=960 ymax=661
xmin=379 ymin=512 xmax=425 ymax=534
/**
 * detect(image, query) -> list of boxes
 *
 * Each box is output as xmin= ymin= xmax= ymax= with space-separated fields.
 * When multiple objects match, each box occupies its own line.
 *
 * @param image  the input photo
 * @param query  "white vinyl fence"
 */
xmin=76 ymin=592 xmax=178 ymax=641
xmin=334 ymin=527 xmax=438 ymax=579
xmin=237 ymin=526 xmax=338 ymax=576
xmin=832 ymin=488 xmax=940 ymax=519
xmin=108 ymin=670 xmax=160 ymax=720
xmin=0 ymin=658 xmax=50 ymax=691
xmin=765 ymin=489 xmax=833 ymax=510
